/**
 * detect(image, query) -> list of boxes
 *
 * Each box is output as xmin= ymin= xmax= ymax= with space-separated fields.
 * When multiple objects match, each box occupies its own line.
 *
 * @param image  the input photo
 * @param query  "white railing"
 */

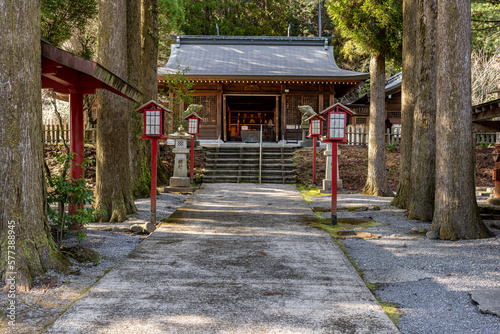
xmin=475 ymin=133 xmax=497 ymax=146
xmin=346 ymin=125 xmax=497 ymax=146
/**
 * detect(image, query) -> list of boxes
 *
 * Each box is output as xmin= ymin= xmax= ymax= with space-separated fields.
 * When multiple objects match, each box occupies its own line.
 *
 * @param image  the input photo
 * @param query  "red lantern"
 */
xmin=306 ymin=114 xmax=324 ymax=138
xmin=136 ymin=100 xmax=171 ymax=139
xmin=319 ymin=103 xmax=353 ymax=226
xmin=185 ymin=113 xmax=202 ymax=136
xmin=135 ymin=100 xmax=172 ymax=226
xmin=305 ymin=114 xmax=324 ymax=184
xmin=320 ymin=103 xmax=353 ymax=143
xmin=184 ymin=109 xmax=203 ymax=178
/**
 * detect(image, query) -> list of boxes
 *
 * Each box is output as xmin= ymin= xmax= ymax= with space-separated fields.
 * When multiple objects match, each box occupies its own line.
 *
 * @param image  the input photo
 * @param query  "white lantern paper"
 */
xmin=311 ymin=119 xmax=321 ymax=135
xmin=188 ymin=118 xmax=199 ymax=135
xmin=329 ymin=113 xmax=345 ymax=139
xmin=145 ymin=109 xmax=161 ymax=135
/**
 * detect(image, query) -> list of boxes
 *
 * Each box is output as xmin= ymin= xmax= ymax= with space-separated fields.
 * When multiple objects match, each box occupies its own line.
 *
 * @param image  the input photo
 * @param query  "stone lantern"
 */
xmin=164 ymin=126 xmax=193 ymax=192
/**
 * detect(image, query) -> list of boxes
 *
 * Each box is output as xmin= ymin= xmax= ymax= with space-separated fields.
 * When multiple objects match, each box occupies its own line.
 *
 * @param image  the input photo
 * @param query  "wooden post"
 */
xmin=313 ymin=136 xmax=317 ymax=184
xmin=331 ymin=141 xmax=338 ymax=225
xmin=68 ymin=92 xmax=84 ymax=229
xmin=190 ymin=136 xmax=195 ymax=179
xmin=151 ymin=138 xmax=158 ymax=225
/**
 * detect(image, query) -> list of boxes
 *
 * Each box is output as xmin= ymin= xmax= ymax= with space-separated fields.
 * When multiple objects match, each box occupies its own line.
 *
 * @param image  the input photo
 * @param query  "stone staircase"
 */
xmin=203 ymin=146 xmax=296 ymax=184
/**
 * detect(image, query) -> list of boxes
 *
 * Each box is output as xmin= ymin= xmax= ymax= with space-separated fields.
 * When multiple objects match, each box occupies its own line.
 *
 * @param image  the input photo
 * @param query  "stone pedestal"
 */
xmin=320 ymin=142 xmax=343 ymax=193
xmin=164 ymin=128 xmax=193 ymax=193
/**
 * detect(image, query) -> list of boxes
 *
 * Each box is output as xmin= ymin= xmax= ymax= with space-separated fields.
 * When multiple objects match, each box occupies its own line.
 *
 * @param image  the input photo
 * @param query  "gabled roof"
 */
xmin=158 ymin=36 xmax=369 ymax=81
xmin=41 ymin=41 xmax=142 ymax=102
xmin=349 ymin=71 xmax=402 ymax=106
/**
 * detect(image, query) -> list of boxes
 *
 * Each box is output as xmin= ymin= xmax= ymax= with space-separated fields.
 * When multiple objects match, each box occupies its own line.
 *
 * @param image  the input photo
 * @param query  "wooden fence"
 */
xmin=346 ymin=125 xmax=401 ymax=146
xmin=346 ymin=125 xmax=497 ymax=146
xmin=43 ymin=120 xmax=96 ymax=144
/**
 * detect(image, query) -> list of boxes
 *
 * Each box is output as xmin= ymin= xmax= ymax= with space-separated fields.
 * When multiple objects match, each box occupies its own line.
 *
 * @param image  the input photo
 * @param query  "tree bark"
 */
xmin=391 ymin=0 xmax=416 ymax=208
xmin=406 ymin=0 xmax=438 ymax=221
xmin=362 ymin=54 xmax=394 ymax=197
xmin=0 ymin=0 xmax=68 ymax=289
xmin=142 ymin=0 xmax=169 ymax=186
xmin=128 ymin=0 xmax=151 ymax=199
xmin=432 ymin=0 xmax=492 ymax=239
xmin=95 ymin=0 xmax=137 ymax=222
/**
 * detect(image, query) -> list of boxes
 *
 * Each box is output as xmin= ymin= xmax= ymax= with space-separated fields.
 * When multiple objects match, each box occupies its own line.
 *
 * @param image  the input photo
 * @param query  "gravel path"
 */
xmin=330 ymin=203 xmax=500 ymax=334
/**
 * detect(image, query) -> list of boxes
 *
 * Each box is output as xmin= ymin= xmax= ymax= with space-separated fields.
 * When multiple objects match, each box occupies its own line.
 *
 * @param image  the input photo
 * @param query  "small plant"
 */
xmin=45 ymin=152 xmax=102 ymax=247
xmin=387 ymin=142 xmax=399 ymax=153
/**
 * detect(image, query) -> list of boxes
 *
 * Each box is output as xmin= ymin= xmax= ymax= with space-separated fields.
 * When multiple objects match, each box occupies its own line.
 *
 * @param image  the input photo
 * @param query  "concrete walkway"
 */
xmin=46 ymin=184 xmax=398 ymax=333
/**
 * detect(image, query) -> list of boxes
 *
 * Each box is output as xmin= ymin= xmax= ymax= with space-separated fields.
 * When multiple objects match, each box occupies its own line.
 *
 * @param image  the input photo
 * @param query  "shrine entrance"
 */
xmin=224 ymin=94 xmax=280 ymax=142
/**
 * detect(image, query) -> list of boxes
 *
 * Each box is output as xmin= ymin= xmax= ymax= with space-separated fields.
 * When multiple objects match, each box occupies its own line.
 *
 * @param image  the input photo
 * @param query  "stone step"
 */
xmin=203 ymin=146 xmax=297 ymax=184
xmin=205 ymin=163 xmax=295 ymax=169
xmin=206 ymin=158 xmax=294 ymax=164
xmin=206 ymin=151 xmax=294 ymax=156
xmin=203 ymin=170 xmax=295 ymax=176
xmin=203 ymin=175 xmax=297 ymax=184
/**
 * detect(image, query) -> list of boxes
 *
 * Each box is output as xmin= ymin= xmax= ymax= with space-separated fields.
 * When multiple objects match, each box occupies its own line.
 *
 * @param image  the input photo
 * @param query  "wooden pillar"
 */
xmin=281 ymin=84 xmax=287 ymax=142
xmin=275 ymin=96 xmax=279 ymax=142
xmin=68 ymin=92 xmax=84 ymax=220
xmin=223 ymin=95 xmax=227 ymax=141
xmin=69 ymin=92 xmax=84 ymax=182
xmin=319 ymin=85 xmax=324 ymax=112
xmin=217 ymin=83 xmax=222 ymax=139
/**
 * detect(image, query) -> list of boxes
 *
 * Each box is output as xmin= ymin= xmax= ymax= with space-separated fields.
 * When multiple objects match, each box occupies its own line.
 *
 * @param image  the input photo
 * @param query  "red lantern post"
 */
xmin=135 ymin=101 xmax=171 ymax=225
xmin=320 ymin=103 xmax=353 ymax=225
xmin=185 ymin=112 xmax=202 ymax=179
xmin=306 ymin=114 xmax=325 ymax=184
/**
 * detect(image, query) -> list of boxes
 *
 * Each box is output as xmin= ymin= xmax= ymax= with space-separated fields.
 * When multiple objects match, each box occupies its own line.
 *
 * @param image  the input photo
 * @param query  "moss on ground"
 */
xmin=309 ymin=219 xmax=401 ymax=327
xmin=296 ymin=184 xmax=328 ymax=204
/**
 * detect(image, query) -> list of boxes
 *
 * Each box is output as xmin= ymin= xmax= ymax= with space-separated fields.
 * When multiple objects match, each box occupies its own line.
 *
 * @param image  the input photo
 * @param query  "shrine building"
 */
xmin=158 ymin=35 xmax=369 ymax=143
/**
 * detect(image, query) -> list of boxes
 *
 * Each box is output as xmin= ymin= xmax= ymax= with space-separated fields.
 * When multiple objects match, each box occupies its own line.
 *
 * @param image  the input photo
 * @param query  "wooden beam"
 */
xmin=472 ymin=107 xmax=500 ymax=122
xmin=472 ymin=121 xmax=500 ymax=132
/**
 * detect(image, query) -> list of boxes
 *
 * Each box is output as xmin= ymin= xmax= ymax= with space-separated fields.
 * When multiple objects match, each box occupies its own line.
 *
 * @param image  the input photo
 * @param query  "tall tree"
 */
xmin=95 ymin=0 xmax=137 ymax=221
xmin=391 ymin=0 xmax=417 ymax=209
xmin=432 ymin=0 xmax=492 ymax=239
xmin=127 ymin=0 xmax=148 ymax=199
xmin=328 ymin=0 xmax=402 ymax=197
xmin=406 ymin=0 xmax=438 ymax=221
xmin=41 ymin=0 xmax=98 ymax=47
xmin=0 ymin=0 xmax=68 ymax=289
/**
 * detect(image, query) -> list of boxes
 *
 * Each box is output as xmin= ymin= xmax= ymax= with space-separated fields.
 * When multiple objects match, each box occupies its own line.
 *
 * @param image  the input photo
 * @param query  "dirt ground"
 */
xmin=293 ymin=145 xmax=495 ymax=192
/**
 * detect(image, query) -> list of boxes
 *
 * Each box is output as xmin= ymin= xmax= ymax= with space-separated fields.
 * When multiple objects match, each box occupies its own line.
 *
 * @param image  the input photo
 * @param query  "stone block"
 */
xmin=170 ymin=177 xmax=190 ymax=188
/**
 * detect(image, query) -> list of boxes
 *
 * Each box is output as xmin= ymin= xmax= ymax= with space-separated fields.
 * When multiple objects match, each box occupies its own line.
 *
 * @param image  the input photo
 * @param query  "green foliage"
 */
xmin=387 ymin=142 xmax=399 ymax=153
xmin=326 ymin=0 xmax=402 ymax=63
xmin=472 ymin=1 xmax=500 ymax=56
xmin=45 ymin=152 xmax=102 ymax=246
xmin=159 ymin=62 xmax=195 ymax=131
xmin=180 ymin=0 xmax=332 ymax=37
xmin=41 ymin=0 xmax=98 ymax=47
xmin=158 ymin=0 xmax=185 ymax=60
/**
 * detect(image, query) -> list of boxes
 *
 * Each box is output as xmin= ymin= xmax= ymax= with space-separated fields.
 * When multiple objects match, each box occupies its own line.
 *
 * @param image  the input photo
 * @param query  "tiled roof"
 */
xmin=158 ymin=36 xmax=369 ymax=81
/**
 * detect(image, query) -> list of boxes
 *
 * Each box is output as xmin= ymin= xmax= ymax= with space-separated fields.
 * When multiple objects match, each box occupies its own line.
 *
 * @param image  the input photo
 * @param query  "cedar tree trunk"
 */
xmin=432 ymin=0 xmax=492 ymax=239
xmin=362 ymin=54 xmax=394 ymax=197
xmin=142 ymin=0 xmax=169 ymax=186
xmin=128 ymin=0 xmax=151 ymax=199
xmin=391 ymin=0 xmax=416 ymax=208
xmin=0 ymin=0 xmax=68 ymax=289
xmin=407 ymin=0 xmax=438 ymax=221
xmin=95 ymin=0 xmax=137 ymax=221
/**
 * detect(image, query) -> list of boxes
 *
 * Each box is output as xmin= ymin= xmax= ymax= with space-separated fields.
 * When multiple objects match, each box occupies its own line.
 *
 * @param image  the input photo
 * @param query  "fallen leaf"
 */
xmin=263 ymin=291 xmax=283 ymax=296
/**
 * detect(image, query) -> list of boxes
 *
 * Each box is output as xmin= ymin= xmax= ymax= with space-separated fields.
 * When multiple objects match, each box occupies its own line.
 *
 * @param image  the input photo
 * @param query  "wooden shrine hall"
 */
xmin=158 ymin=36 xmax=369 ymax=142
